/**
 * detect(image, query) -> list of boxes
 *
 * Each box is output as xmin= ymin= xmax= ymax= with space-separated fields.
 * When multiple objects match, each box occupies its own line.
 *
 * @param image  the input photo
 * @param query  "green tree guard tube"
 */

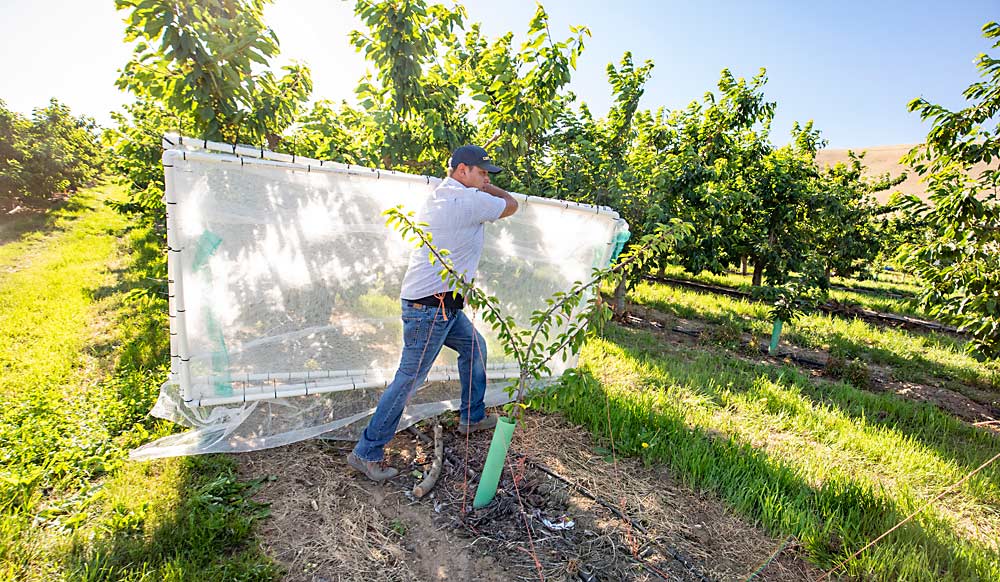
xmin=472 ymin=417 xmax=517 ymax=509
xmin=769 ymin=319 xmax=783 ymax=355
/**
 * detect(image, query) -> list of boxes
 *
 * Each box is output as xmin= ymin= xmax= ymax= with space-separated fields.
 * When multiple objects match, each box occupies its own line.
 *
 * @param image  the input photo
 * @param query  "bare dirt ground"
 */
xmin=236 ymin=412 xmax=824 ymax=582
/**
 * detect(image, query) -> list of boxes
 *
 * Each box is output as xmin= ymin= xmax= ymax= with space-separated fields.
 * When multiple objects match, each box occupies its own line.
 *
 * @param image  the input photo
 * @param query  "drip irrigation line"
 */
xmin=815 ymin=449 xmax=1000 ymax=582
xmin=760 ymin=346 xmax=827 ymax=369
xmin=744 ymin=535 xmax=795 ymax=581
xmin=601 ymin=383 xmax=645 ymax=560
xmin=517 ymin=454 xmax=645 ymax=534
xmin=650 ymin=542 xmax=712 ymax=582
xmin=647 ymin=275 xmax=960 ymax=335
xmin=829 ymin=282 xmax=911 ymax=299
xmin=625 ymin=311 xmax=828 ymax=369
xmin=517 ymin=454 xmax=716 ymax=582
xmin=587 ymin=297 xmax=710 ymax=581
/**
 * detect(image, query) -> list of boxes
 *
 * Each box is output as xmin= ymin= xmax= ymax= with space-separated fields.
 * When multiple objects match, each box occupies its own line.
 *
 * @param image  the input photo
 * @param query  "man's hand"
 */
xmin=480 ymin=183 xmax=519 ymax=218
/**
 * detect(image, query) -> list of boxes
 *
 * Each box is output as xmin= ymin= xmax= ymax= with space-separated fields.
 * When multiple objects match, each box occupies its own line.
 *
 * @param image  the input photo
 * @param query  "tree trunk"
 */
xmin=613 ymin=277 xmax=628 ymax=318
xmin=751 ymin=260 xmax=764 ymax=287
xmin=740 ymin=256 xmax=748 ymax=276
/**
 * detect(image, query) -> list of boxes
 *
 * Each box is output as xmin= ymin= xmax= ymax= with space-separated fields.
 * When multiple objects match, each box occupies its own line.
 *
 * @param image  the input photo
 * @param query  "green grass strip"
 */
xmin=630 ymin=279 xmax=1000 ymax=389
xmin=534 ymin=324 xmax=1000 ymax=580
xmin=657 ymin=265 xmax=926 ymax=319
xmin=0 ymin=185 xmax=278 ymax=581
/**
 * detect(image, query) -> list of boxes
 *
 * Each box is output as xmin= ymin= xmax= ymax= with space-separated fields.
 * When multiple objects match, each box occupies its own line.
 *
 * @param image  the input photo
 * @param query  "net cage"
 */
xmin=129 ymin=135 xmax=630 ymax=460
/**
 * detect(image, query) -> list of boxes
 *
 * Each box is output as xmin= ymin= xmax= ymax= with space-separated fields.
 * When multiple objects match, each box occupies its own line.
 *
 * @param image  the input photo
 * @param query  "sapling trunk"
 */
xmin=612 ymin=277 xmax=627 ymax=316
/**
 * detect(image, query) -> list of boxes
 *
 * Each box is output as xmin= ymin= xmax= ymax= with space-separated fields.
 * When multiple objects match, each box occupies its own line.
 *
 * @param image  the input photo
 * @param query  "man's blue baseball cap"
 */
xmin=448 ymin=145 xmax=503 ymax=173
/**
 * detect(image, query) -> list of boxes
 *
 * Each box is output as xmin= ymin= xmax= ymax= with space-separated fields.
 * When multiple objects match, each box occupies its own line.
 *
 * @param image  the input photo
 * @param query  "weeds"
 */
xmin=824 ymin=356 xmax=872 ymax=390
xmin=0 ymin=185 xmax=277 ymax=581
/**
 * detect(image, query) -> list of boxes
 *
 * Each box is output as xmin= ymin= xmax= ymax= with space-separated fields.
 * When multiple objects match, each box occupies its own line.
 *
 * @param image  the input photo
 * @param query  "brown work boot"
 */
xmin=457 ymin=413 xmax=499 ymax=435
xmin=346 ymin=452 xmax=398 ymax=482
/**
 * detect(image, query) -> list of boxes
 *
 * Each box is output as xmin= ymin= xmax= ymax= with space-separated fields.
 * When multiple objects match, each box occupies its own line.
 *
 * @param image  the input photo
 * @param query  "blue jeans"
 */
xmin=353 ymin=300 xmax=488 ymax=462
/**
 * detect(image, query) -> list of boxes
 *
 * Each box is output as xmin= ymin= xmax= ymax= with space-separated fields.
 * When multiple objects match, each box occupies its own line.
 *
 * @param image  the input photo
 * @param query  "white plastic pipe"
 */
xmin=194 ymin=367 xmax=524 ymax=407
xmin=161 ymin=136 xmax=626 ymax=220
xmin=163 ymin=152 xmax=194 ymax=397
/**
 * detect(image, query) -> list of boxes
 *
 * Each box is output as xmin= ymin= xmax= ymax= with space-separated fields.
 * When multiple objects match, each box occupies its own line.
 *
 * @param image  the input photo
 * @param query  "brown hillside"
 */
xmin=817 ymin=144 xmax=997 ymax=205
xmin=816 ymin=144 xmax=920 ymax=205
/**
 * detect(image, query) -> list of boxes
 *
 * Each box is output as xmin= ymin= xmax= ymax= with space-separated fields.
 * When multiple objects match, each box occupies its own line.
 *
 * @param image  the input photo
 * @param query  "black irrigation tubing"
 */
xmin=828 ymin=282 xmax=912 ymax=300
xmin=515 ymin=453 xmax=717 ymax=582
xmin=645 ymin=275 xmax=961 ymax=335
xmin=725 ymin=269 xmax=916 ymax=298
xmin=623 ymin=312 xmax=828 ymax=369
xmin=760 ymin=345 xmax=828 ymax=369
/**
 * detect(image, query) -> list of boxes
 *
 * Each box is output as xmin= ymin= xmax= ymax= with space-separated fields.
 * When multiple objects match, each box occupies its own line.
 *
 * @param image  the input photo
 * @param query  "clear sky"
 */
xmin=0 ymin=0 xmax=995 ymax=148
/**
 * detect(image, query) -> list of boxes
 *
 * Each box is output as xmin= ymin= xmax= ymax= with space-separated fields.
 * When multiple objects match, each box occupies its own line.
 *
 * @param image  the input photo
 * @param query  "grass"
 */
xmin=534 ymin=323 xmax=1000 ymax=580
xmin=629 ymin=279 xmax=1000 ymax=390
xmin=656 ymin=265 xmax=928 ymax=320
xmin=0 ymin=184 xmax=278 ymax=581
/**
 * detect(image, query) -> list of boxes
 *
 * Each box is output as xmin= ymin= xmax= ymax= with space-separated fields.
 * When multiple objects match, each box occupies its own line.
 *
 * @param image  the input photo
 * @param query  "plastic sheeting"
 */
xmin=129 ymin=136 xmax=628 ymax=460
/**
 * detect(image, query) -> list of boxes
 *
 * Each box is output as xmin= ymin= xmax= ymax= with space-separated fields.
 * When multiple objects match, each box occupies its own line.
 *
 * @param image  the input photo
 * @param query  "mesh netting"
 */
xmin=129 ymin=135 xmax=628 ymax=460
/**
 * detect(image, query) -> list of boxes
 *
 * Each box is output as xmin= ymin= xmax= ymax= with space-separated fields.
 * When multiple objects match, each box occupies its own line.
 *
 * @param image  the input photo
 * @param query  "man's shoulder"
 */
xmin=434 ymin=176 xmax=476 ymax=195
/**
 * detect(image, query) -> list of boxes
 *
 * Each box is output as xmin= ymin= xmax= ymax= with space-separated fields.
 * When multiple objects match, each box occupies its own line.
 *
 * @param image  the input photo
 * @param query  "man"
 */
xmin=347 ymin=145 xmax=519 ymax=481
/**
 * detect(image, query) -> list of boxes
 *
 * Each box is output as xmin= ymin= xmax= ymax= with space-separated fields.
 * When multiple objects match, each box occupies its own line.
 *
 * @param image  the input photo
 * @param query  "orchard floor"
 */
xmin=237 ymin=412 xmax=824 ymax=582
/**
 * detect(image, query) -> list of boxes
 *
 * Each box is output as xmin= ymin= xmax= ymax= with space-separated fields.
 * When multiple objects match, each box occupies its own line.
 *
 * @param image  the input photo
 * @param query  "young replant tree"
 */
xmin=752 ymin=257 xmax=829 ymax=354
xmin=383 ymin=206 xmax=691 ymax=422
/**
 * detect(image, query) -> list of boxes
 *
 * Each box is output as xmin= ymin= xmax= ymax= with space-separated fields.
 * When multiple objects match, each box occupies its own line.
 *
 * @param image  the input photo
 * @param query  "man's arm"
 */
xmin=480 ymin=183 xmax=519 ymax=218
